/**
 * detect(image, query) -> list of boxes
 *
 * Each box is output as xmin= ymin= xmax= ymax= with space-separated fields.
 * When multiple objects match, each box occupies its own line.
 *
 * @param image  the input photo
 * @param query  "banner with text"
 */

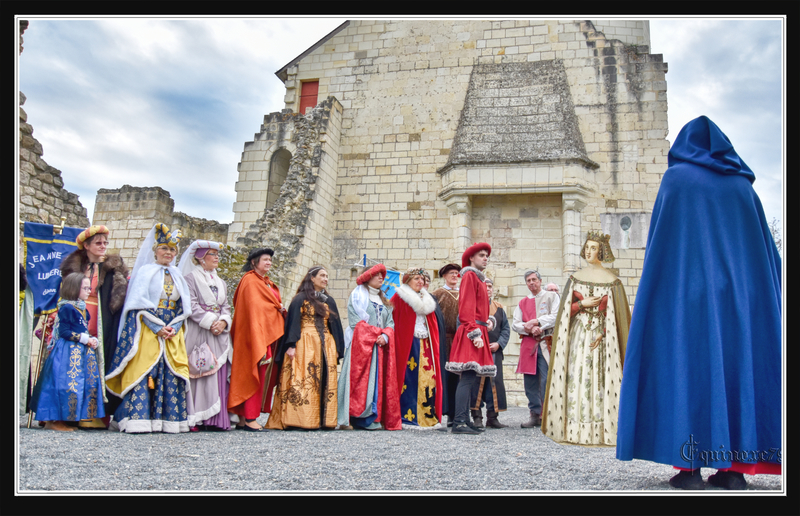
xmin=23 ymin=222 xmax=83 ymax=316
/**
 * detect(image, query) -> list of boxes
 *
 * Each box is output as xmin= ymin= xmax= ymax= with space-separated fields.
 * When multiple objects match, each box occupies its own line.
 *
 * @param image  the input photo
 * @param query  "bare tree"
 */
xmin=768 ymin=218 xmax=782 ymax=254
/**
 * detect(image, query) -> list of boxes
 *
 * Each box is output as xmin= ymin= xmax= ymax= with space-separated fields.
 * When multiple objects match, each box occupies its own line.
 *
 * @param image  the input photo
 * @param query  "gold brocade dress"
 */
xmin=542 ymin=276 xmax=630 ymax=446
xmin=266 ymin=301 xmax=339 ymax=429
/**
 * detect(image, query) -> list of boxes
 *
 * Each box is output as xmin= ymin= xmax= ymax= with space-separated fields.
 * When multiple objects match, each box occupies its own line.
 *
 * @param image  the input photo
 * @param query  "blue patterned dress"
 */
xmin=30 ymin=303 xmax=105 ymax=422
xmin=107 ymin=273 xmax=191 ymax=433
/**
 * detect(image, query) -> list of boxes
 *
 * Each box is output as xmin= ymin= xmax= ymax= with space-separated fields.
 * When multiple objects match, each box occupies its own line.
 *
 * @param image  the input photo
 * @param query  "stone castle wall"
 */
xmin=18 ymin=91 xmax=91 ymax=232
xmin=233 ymin=97 xmax=342 ymax=293
xmin=231 ymin=20 xmax=668 ymax=317
xmin=18 ymin=19 xmax=87 ymax=260
xmin=93 ymin=185 xmax=229 ymax=263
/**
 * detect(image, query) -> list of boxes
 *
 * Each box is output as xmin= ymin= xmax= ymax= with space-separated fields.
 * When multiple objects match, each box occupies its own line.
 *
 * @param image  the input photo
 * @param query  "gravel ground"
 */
xmin=17 ymin=407 xmax=783 ymax=494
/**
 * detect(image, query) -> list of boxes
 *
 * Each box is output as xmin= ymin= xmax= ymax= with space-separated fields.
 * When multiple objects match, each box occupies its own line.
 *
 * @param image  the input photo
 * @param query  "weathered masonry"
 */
xmin=228 ymin=19 xmax=669 ymax=320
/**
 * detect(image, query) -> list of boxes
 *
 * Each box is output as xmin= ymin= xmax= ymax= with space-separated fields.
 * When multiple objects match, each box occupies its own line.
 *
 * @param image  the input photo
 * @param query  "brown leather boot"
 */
xmin=520 ymin=411 xmax=541 ymax=428
xmin=485 ymin=410 xmax=508 ymax=428
xmin=471 ymin=409 xmax=484 ymax=429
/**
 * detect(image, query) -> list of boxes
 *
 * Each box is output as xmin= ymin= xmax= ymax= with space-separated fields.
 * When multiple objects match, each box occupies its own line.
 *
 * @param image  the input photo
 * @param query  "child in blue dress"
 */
xmin=30 ymin=272 xmax=105 ymax=431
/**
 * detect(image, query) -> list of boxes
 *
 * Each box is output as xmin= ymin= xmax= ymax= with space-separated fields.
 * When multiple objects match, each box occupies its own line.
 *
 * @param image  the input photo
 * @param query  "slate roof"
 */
xmin=447 ymin=60 xmax=598 ymax=170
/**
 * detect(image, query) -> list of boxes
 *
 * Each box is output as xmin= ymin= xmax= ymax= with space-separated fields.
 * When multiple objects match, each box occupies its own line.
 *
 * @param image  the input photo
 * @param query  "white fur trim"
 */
xmin=395 ymin=284 xmax=437 ymax=316
xmin=219 ymin=314 xmax=232 ymax=332
xmin=116 ymin=417 xmax=190 ymax=434
xmin=105 ymin=311 xmax=148 ymax=396
xmin=459 ymin=266 xmax=486 ymax=282
xmin=445 ymin=361 xmax=497 ymax=376
xmin=198 ymin=311 xmax=217 ymax=330
xmin=105 ymin=311 xmax=191 ymax=398
xmin=401 ymin=422 xmax=442 ymax=431
xmin=192 ymin=397 xmax=221 ymax=425
xmin=79 ymin=333 xmax=90 ymax=345
xmin=118 ymin=264 xmax=192 ymax=341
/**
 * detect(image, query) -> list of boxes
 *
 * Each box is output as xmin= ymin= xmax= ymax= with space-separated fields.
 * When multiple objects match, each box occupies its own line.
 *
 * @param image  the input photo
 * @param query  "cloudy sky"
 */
xmin=17 ymin=17 xmax=785 ymax=234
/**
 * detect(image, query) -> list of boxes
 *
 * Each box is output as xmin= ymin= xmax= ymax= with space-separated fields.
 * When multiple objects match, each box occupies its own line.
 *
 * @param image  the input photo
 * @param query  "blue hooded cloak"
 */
xmin=615 ymin=116 xmax=782 ymax=471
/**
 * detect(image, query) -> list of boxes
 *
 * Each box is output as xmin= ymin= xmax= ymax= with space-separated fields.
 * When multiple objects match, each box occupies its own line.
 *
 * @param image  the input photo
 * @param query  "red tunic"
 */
xmin=85 ymin=265 xmax=100 ymax=337
xmin=446 ymin=268 xmax=496 ymax=376
xmin=516 ymin=296 xmax=539 ymax=374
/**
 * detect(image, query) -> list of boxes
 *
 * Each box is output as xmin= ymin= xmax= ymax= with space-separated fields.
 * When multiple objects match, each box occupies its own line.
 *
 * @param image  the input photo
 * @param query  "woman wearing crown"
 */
xmin=105 ymin=224 xmax=194 ymax=433
xmin=391 ymin=267 xmax=445 ymax=430
xmin=541 ymin=231 xmax=631 ymax=446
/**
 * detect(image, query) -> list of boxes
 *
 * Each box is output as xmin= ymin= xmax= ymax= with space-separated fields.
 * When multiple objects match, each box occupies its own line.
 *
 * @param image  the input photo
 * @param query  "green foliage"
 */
xmin=215 ymin=246 xmax=248 ymax=311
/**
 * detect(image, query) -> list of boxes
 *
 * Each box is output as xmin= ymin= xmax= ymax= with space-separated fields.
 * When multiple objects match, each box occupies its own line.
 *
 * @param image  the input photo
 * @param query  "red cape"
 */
xmin=349 ymin=321 xmax=401 ymax=430
xmin=391 ymin=293 xmax=443 ymax=423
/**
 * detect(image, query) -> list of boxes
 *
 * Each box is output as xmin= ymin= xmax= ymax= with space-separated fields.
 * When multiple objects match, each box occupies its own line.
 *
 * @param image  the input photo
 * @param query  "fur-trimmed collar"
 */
xmin=60 ymin=251 xmax=129 ymax=313
xmin=459 ymin=266 xmax=486 ymax=282
xmin=60 ymin=252 xmax=128 ymax=284
xmin=395 ymin=284 xmax=437 ymax=316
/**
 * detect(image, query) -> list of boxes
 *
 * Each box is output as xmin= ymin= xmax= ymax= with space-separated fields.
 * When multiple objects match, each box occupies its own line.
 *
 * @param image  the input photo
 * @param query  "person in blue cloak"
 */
xmin=615 ymin=116 xmax=782 ymax=490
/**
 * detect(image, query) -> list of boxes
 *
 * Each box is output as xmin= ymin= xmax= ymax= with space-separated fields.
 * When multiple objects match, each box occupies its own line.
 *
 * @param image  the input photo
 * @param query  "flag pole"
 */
xmin=27 ymin=322 xmax=49 ymax=429
xmin=25 ymin=219 xmax=64 ymax=428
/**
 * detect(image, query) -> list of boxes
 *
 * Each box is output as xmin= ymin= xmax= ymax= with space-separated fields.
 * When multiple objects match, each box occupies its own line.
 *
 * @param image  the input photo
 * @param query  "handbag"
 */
xmin=188 ymin=342 xmax=219 ymax=378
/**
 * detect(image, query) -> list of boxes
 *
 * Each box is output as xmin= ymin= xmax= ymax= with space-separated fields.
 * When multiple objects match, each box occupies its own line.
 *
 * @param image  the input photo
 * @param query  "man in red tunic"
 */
xmin=512 ymin=269 xmax=559 ymax=428
xmin=445 ymin=243 xmax=497 ymax=435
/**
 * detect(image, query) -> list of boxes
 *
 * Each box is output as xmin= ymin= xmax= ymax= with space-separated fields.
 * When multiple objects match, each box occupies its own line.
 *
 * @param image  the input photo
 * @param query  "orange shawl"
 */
xmin=228 ymin=270 xmax=284 ymax=412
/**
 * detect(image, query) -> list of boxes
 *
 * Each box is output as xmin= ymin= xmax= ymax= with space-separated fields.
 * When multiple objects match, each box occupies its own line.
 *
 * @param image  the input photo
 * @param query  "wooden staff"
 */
xmin=26 ymin=320 xmax=50 ymax=428
xmin=25 ymin=217 xmax=66 ymax=428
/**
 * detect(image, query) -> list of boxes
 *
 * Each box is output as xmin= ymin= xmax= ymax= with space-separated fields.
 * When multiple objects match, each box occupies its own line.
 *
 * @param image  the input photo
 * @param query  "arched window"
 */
xmin=267 ymin=149 xmax=292 ymax=210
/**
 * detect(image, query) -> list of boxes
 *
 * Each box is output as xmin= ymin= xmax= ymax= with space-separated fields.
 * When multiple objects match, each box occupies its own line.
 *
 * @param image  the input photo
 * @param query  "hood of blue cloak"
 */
xmin=667 ymin=115 xmax=756 ymax=184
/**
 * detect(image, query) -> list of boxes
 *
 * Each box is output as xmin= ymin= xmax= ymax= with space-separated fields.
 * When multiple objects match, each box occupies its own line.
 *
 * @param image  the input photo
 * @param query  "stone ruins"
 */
xmin=226 ymin=20 xmax=669 ymax=310
xmin=19 ymin=20 xmax=670 ymax=405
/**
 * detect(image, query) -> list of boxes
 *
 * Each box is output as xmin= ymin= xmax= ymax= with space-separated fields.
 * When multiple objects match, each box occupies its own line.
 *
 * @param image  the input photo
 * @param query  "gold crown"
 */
xmin=582 ymin=231 xmax=615 ymax=262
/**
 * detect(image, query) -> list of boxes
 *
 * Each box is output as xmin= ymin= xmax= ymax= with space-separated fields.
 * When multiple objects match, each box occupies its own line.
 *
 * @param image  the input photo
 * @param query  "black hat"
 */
xmin=242 ymin=248 xmax=274 ymax=272
xmin=438 ymin=263 xmax=461 ymax=277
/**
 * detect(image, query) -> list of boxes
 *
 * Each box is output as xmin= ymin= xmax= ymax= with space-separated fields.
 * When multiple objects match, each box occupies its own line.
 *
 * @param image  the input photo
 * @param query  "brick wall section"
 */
xmin=232 ymin=98 xmax=343 ymax=294
xmin=171 ymin=212 xmax=230 ymax=258
xmin=228 ymin=109 xmax=297 ymax=240
xmin=231 ymin=20 xmax=669 ymax=404
xmin=93 ymin=186 xmax=175 ymax=262
xmin=265 ymin=19 xmax=668 ymax=309
xmin=93 ymin=185 xmax=229 ymax=263
xmin=19 ymin=92 xmax=91 ymax=231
